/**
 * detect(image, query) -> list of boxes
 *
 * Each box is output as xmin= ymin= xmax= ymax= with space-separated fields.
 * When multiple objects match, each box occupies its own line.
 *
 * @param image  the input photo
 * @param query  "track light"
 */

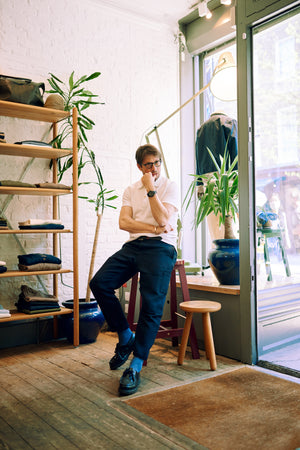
xmin=198 ymin=1 xmax=212 ymax=19
xmin=198 ymin=1 xmax=208 ymax=17
xmin=220 ymin=0 xmax=232 ymax=4
xmin=206 ymin=8 xmax=212 ymax=18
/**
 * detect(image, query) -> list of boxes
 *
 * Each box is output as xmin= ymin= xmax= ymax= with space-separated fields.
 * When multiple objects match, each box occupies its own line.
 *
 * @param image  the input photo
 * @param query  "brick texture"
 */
xmin=0 ymin=0 xmax=180 ymax=306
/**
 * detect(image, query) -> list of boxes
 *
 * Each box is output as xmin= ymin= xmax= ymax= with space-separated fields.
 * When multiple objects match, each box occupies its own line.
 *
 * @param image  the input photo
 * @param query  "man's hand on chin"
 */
xmin=141 ymin=172 xmax=155 ymax=191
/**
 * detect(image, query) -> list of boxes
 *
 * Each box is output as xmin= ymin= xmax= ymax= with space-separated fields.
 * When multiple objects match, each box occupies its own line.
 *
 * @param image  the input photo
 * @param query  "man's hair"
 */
xmin=135 ymin=144 xmax=161 ymax=166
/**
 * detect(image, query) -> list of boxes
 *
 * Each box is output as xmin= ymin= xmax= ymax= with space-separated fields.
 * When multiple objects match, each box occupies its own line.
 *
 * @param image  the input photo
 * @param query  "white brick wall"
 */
xmin=0 ymin=0 xmax=180 ymax=306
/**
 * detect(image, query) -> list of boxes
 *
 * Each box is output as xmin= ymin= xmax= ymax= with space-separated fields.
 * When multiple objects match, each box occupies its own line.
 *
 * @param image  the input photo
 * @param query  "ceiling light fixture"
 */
xmin=198 ymin=1 xmax=213 ymax=19
xmin=220 ymin=0 xmax=232 ymax=5
xmin=198 ymin=1 xmax=208 ymax=17
xmin=206 ymin=8 xmax=212 ymax=19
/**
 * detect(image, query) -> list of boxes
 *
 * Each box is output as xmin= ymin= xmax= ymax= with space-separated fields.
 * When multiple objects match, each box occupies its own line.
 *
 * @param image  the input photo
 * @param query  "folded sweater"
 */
xmin=18 ymin=263 xmax=62 ymax=271
xmin=18 ymin=253 xmax=61 ymax=266
xmin=20 ymin=285 xmax=58 ymax=302
xmin=18 ymin=219 xmax=63 ymax=226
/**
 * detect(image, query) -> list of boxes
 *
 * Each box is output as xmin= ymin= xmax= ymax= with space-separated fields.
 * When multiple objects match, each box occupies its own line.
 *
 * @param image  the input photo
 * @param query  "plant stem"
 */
xmin=224 ymin=215 xmax=236 ymax=239
xmin=85 ymin=212 xmax=102 ymax=301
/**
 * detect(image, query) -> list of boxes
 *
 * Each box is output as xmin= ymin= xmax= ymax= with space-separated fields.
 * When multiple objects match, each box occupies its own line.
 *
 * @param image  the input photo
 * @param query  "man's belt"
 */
xmin=136 ymin=236 xmax=162 ymax=241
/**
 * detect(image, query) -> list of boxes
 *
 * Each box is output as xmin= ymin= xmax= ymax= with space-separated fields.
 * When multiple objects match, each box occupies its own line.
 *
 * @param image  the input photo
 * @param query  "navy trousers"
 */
xmin=90 ymin=238 xmax=177 ymax=361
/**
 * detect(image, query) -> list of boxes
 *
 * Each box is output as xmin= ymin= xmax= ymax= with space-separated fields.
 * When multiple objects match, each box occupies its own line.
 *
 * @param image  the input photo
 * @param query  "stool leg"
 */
xmin=177 ymin=265 xmax=200 ymax=360
xmin=127 ymin=273 xmax=139 ymax=330
xmin=278 ymin=236 xmax=291 ymax=277
xmin=177 ymin=312 xmax=193 ymax=365
xmin=202 ymin=312 xmax=217 ymax=370
xmin=264 ymin=239 xmax=272 ymax=282
xmin=169 ymin=268 xmax=179 ymax=347
xmin=53 ymin=316 xmax=58 ymax=339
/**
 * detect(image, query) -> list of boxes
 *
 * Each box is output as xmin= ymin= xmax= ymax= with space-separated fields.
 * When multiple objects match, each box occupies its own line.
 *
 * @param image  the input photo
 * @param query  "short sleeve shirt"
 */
xmin=122 ymin=176 xmax=179 ymax=247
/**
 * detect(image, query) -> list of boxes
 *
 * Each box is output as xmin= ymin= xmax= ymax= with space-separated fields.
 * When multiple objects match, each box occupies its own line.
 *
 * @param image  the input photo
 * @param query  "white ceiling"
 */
xmin=95 ymin=0 xmax=197 ymax=27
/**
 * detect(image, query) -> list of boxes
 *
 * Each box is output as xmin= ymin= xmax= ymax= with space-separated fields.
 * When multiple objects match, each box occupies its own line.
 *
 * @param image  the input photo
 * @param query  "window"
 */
xmin=192 ymin=43 xmax=238 ymax=267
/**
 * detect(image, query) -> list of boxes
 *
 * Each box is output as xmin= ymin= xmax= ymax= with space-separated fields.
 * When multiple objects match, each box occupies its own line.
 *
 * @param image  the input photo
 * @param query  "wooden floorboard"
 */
xmin=0 ymin=331 xmax=243 ymax=449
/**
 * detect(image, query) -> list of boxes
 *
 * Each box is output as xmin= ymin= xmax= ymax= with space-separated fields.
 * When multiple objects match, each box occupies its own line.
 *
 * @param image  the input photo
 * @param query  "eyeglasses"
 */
xmin=142 ymin=159 xmax=161 ymax=169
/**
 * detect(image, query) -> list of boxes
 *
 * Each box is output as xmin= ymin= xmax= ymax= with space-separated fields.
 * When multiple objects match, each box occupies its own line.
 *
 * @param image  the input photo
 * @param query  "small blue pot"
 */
xmin=208 ymin=239 xmax=240 ymax=285
xmin=61 ymin=299 xmax=105 ymax=344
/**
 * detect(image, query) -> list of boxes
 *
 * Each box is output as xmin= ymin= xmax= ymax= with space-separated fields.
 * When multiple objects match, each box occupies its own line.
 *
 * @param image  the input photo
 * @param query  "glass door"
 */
xmin=253 ymin=6 xmax=300 ymax=375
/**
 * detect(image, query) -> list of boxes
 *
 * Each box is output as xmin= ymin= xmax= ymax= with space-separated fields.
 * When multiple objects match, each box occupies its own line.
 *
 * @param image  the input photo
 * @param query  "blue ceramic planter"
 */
xmin=62 ymin=299 xmax=105 ymax=344
xmin=208 ymin=239 xmax=240 ymax=285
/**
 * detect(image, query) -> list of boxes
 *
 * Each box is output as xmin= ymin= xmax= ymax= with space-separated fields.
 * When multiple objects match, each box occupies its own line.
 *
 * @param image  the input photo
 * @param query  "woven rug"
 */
xmin=124 ymin=367 xmax=300 ymax=450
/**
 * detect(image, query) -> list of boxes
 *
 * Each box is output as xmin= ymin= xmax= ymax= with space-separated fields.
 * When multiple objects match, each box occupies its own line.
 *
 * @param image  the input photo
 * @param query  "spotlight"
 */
xmin=198 ymin=1 xmax=212 ymax=19
xmin=206 ymin=8 xmax=212 ymax=19
xmin=198 ymin=1 xmax=208 ymax=17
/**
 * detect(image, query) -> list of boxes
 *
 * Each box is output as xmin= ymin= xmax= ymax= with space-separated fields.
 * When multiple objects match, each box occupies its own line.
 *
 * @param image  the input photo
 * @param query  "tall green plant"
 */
xmin=184 ymin=147 xmax=238 ymax=239
xmin=47 ymin=72 xmax=117 ymax=300
xmin=47 ymin=71 xmax=117 ymax=214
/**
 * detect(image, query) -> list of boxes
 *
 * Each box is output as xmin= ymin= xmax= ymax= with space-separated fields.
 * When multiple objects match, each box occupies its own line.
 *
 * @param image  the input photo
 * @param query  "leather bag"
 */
xmin=0 ymin=75 xmax=45 ymax=106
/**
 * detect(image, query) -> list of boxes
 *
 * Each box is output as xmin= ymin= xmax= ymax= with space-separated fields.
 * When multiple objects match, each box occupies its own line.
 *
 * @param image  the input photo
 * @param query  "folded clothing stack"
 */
xmin=0 ymin=260 xmax=7 ymax=274
xmin=14 ymin=140 xmax=52 ymax=147
xmin=18 ymin=253 xmax=62 ymax=271
xmin=0 ymin=305 xmax=11 ymax=318
xmin=0 ymin=180 xmax=36 ymax=188
xmin=35 ymin=182 xmax=71 ymax=190
xmin=0 ymin=217 xmax=8 ymax=230
xmin=18 ymin=219 xmax=64 ymax=230
xmin=16 ymin=285 xmax=60 ymax=314
xmin=0 ymin=180 xmax=71 ymax=190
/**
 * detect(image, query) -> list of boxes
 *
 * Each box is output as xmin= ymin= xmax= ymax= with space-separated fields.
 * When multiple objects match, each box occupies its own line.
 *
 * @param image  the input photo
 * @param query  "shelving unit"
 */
xmin=0 ymin=100 xmax=79 ymax=346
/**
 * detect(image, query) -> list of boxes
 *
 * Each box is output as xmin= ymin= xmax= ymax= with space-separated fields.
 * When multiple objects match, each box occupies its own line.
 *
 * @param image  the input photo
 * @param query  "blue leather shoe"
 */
xmin=109 ymin=334 xmax=135 ymax=370
xmin=119 ymin=368 xmax=140 ymax=396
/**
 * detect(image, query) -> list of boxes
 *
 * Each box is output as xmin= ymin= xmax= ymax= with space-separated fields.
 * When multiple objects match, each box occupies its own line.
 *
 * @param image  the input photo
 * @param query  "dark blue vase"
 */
xmin=208 ymin=239 xmax=240 ymax=285
xmin=61 ymin=299 xmax=105 ymax=344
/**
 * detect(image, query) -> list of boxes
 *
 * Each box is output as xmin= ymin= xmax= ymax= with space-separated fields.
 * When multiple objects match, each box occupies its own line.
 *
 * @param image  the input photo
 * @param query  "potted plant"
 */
xmin=47 ymin=71 xmax=117 ymax=342
xmin=184 ymin=147 xmax=239 ymax=285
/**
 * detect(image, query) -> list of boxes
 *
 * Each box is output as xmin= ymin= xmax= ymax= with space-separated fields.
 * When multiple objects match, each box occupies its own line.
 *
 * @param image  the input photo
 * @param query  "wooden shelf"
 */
xmin=177 ymin=274 xmax=240 ymax=295
xmin=0 ymin=142 xmax=71 ymax=159
xmin=0 ymin=186 xmax=71 ymax=196
xmin=0 ymin=229 xmax=71 ymax=234
xmin=0 ymin=100 xmax=69 ymax=122
xmin=0 ymin=308 xmax=73 ymax=323
xmin=0 ymin=269 xmax=72 ymax=278
xmin=0 ymin=102 xmax=79 ymax=347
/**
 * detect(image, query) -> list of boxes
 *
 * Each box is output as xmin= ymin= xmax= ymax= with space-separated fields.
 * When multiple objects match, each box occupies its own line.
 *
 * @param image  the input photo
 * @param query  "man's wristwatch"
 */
xmin=147 ymin=190 xmax=157 ymax=198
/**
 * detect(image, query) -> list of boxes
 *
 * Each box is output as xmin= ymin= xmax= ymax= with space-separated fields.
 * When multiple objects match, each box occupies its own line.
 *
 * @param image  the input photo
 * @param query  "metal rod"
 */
xmin=146 ymin=82 xmax=210 ymax=138
xmin=154 ymin=127 xmax=170 ymax=179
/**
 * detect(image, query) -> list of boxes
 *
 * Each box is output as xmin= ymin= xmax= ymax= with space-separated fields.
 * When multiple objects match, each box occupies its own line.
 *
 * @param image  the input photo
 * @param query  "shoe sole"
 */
xmin=119 ymin=379 xmax=140 ymax=396
xmin=110 ymin=352 xmax=132 ymax=370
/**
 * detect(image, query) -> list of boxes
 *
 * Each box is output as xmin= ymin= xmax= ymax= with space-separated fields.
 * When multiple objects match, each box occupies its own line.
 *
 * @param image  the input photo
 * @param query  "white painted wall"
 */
xmin=0 ymin=0 xmax=180 ymax=306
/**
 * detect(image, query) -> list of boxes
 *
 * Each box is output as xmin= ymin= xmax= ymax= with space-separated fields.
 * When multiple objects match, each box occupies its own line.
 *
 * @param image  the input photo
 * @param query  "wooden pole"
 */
xmin=72 ymin=107 xmax=79 ymax=347
xmin=85 ymin=212 xmax=102 ymax=302
xmin=52 ymin=122 xmax=58 ymax=298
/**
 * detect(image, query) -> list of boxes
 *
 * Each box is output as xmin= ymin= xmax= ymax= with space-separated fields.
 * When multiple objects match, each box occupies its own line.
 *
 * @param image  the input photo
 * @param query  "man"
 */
xmin=90 ymin=144 xmax=178 ymax=396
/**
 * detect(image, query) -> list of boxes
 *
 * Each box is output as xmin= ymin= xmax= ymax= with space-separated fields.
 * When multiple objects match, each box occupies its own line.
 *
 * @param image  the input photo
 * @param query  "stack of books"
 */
xmin=0 ymin=305 xmax=11 ymax=318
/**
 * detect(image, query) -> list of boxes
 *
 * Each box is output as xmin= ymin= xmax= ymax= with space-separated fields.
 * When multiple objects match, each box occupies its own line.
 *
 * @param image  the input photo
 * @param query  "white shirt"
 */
xmin=122 ymin=176 xmax=179 ymax=248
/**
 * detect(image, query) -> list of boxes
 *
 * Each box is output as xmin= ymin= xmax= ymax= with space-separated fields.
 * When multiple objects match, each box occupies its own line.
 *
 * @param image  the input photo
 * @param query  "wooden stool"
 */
xmin=178 ymin=300 xmax=221 ymax=370
xmin=127 ymin=260 xmax=200 ymax=361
